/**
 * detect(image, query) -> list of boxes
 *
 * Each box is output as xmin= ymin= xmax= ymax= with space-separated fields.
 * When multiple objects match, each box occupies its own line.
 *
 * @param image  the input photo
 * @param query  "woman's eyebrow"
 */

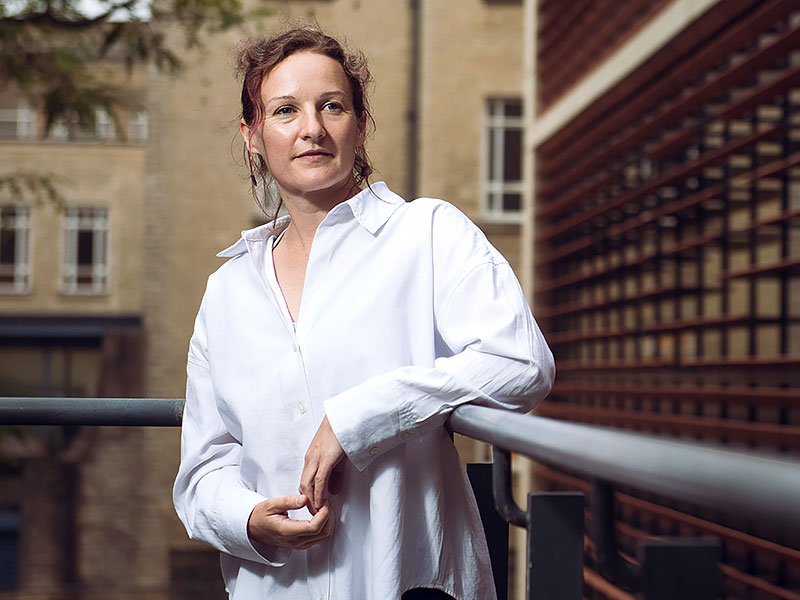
xmin=264 ymin=94 xmax=296 ymax=105
xmin=265 ymin=91 xmax=347 ymax=105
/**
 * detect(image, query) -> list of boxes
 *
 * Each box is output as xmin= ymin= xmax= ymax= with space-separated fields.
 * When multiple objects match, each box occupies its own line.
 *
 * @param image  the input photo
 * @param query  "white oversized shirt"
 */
xmin=173 ymin=182 xmax=554 ymax=600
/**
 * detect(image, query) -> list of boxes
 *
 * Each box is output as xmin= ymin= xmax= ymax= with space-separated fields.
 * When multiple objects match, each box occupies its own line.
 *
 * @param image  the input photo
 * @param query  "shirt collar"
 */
xmin=216 ymin=181 xmax=404 ymax=258
xmin=341 ymin=181 xmax=405 ymax=235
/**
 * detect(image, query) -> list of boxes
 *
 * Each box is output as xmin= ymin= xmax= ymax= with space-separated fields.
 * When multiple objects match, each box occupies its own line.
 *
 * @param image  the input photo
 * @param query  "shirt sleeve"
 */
xmin=325 ymin=252 xmax=555 ymax=472
xmin=172 ymin=299 xmax=291 ymax=567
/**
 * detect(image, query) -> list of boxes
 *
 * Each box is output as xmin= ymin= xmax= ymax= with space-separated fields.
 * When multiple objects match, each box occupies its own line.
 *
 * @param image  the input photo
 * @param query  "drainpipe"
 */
xmin=407 ymin=0 xmax=421 ymax=200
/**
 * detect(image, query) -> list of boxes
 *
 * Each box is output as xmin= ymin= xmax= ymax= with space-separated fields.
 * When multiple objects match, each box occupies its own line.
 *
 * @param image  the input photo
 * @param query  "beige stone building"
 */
xmin=1 ymin=0 xmax=531 ymax=597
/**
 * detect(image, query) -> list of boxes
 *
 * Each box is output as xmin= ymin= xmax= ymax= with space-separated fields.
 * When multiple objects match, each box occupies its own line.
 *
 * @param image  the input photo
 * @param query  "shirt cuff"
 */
xmin=324 ymin=382 xmax=417 ymax=472
xmin=214 ymin=487 xmax=291 ymax=567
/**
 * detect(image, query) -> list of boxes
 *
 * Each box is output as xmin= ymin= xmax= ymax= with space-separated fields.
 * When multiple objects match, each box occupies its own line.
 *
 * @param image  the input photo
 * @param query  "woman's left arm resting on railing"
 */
xmin=325 ymin=255 xmax=555 ymax=472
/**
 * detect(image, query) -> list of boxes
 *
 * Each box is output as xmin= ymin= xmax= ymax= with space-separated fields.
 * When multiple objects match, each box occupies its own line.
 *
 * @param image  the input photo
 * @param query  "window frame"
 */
xmin=481 ymin=97 xmax=524 ymax=224
xmin=128 ymin=110 xmax=149 ymax=143
xmin=0 ymin=206 xmax=32 ymax=294
xmin=61 ymin=206 xmax=109 ymax=295
xmin=0 ymin=100 xmax=36 ymax=141
xmin=94 ymin=107 xmax=115 ymax=140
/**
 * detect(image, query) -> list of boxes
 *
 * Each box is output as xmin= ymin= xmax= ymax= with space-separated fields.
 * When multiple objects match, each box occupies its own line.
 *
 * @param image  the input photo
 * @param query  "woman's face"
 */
xmin=243 ymin=51 xmax=366 ymax=201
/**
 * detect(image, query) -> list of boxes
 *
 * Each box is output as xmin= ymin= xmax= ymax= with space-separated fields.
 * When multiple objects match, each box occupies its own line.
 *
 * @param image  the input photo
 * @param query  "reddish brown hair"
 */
xmin=236 ymin=26 xmax=375 ymax=217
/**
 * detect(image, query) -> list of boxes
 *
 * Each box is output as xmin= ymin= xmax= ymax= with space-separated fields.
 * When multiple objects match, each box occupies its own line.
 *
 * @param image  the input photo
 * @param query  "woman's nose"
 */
xmin=300 ymin=110 xmax=326 ymax=141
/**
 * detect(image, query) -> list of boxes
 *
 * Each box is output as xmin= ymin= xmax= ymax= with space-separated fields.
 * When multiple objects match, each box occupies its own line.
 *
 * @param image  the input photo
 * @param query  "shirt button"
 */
xmin=368 ymin=445 xmax=379 ymax=456
xmin=292 ymin=344 xmax=298 ymax=353
xmin=401 ymin=431 xmax=412 ymax=441
xmin=297 ymin=403 xmax=306 ymax=415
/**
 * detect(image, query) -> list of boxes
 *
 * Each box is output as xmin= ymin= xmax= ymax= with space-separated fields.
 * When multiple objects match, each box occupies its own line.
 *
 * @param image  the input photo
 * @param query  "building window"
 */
xmin=48 ymin=109 xmax=114 ymax=142
xmin=128 ymin=110 xmax=149 ymax=143
xmin=95 ymin=108 xmax=115 ymax=140
xmin=0 ymin=101 xmax=36 ymax=140
xmin=0 ymin=511 xmax=20 ymax=591
xmin=48 ymin=117 xmax=70 ymax=141
xmin=62 ymin=207 xmax=108 ymax=294
xmin=0 ymin=206 xmax=31 ymax=293
xmin=483 ymin=98 xmax=524 ymax=222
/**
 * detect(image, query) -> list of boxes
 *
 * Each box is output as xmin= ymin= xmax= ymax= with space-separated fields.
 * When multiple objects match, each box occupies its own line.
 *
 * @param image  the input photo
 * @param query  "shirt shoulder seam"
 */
xmin=439 ymin=258 xmax=507 ymax=318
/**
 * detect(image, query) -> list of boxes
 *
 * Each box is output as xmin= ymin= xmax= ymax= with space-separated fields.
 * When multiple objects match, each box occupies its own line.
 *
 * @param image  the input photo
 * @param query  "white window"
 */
xmin=0 ymin=101 xmax=36 ymax=140
xmin=62 ymin=207 xmax=108 ymax=294
xmin=16 ymin=102 xmax=36 ymax=139
xmin=0 ymin=206 xmax=32 ymax=293
xmin=483 ymin=98 xmax=524 ymax=222
xmin=48 ymin=109 xmax=113 ymax=141
xmin=95 ymin=108 xmax=115 ymax=140
xmin=48 ymin=117 xmax=70 ymax=141
xmin=128 ymin=110 xmax=149 ymax=142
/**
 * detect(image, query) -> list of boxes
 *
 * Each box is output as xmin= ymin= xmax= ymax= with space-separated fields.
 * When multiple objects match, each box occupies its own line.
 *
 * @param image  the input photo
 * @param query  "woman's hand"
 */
xmin=247 ymin=494 xmax=334 ymax=550
xmin=299 ymin=416 xmax=346 ymax=513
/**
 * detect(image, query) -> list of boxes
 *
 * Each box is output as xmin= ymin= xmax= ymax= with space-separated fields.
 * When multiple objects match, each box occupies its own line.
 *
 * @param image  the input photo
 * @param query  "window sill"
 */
xmin=59 ymin=289 xmax=110 ymax=297
xmin=474 ymin=219 xmax=522 ymax=236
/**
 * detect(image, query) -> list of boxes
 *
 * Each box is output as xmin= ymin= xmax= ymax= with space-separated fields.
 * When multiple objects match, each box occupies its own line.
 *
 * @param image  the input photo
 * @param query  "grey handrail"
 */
xmin=2 ymin=396 xmax=799 ymax=535
xmin=448 ymin=403 xmax=800 ymax=535
xmin=0 ymin=396 xmax=184 ymax=427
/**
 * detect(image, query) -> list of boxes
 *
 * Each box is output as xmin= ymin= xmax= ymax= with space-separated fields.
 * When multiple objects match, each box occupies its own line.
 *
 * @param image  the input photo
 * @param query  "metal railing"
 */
xmin=3 ymin=396 xmax=800 ymax=599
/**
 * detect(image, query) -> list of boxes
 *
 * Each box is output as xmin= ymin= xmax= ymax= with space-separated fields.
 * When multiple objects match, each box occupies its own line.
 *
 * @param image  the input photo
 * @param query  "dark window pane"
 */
xmin=502 ymin=193 xmax=521 ymax=212
xmin=77 ymin=230 xmax=93 ymax=266
xmin=504 ymin=101 xmax=522 ymax=117
xmin=503 ymin=129 xmax=522 ymax=181
xmin=0 ymin=511 xmax=20 ymax=590
xmin=0 ymin=229 xmax=15 ymax=265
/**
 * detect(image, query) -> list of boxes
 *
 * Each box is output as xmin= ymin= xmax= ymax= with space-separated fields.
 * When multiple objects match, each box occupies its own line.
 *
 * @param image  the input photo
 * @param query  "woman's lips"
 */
xmin=295 ymin=150 xmax=333 ymax=160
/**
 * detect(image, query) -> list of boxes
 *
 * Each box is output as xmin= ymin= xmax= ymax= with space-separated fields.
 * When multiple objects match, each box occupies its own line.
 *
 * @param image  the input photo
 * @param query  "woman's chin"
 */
xmin=279 ymin=174 xmax=358 ymax=201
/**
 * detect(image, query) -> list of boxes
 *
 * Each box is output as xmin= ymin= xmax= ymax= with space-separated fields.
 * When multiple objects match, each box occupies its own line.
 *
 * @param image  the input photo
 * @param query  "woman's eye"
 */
xmin=275 ymin=106 xmax=294 ymax=116
xmin=323 ymin=102 xmax=343 ymax=111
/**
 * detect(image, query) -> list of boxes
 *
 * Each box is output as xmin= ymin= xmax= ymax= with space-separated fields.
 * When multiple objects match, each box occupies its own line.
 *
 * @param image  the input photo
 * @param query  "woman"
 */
xmin=173 ymin=26 xmax=554 ymax=600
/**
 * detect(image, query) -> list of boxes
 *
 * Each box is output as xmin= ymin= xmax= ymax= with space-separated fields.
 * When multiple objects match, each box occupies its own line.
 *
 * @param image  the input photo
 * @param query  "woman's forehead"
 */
xmin=260 ymin=52 xmax=352 ymax=101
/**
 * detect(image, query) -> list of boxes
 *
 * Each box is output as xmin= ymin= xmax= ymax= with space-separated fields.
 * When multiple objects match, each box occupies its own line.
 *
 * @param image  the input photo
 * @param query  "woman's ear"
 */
xmin=240 ymin=119 xmax=262 ymax=157
xmin=240 ymin=119 xmax=253 ymax=150
xmin=356 ymin=113 xmax=367 ymax=147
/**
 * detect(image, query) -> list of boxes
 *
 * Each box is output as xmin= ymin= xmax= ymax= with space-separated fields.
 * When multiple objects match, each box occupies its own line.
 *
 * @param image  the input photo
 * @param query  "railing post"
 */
xmin=491 ymin=448 xmax=584 ymax=600
xmin=591 ymin=479 xmax=640 ymax=590
xmin=639 ymin=537 xmax=721 ymax=600
xmin=527 ymin=491 xmax=584 ymax=600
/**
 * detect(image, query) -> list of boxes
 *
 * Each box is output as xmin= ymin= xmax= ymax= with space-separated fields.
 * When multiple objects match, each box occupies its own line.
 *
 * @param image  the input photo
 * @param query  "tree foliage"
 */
xmin=1 ymin=0 xmax=246 ymax=129
xmin=0 ymin=0 xmax=256 ymax=205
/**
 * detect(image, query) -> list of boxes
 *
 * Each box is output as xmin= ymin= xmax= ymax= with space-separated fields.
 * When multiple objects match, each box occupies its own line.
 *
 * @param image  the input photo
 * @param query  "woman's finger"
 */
xmin=301 ymin=416 xmax=345 ymax=511
xmin=277 ymin=503 xmax=333 ymax=548
xmin=266 ymin=494 xmax=308 ymax=515
xmin=298 ymin=456 xmax=319 ymax=514
xmin=313 ymin=460 xmax=333 ymax=511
